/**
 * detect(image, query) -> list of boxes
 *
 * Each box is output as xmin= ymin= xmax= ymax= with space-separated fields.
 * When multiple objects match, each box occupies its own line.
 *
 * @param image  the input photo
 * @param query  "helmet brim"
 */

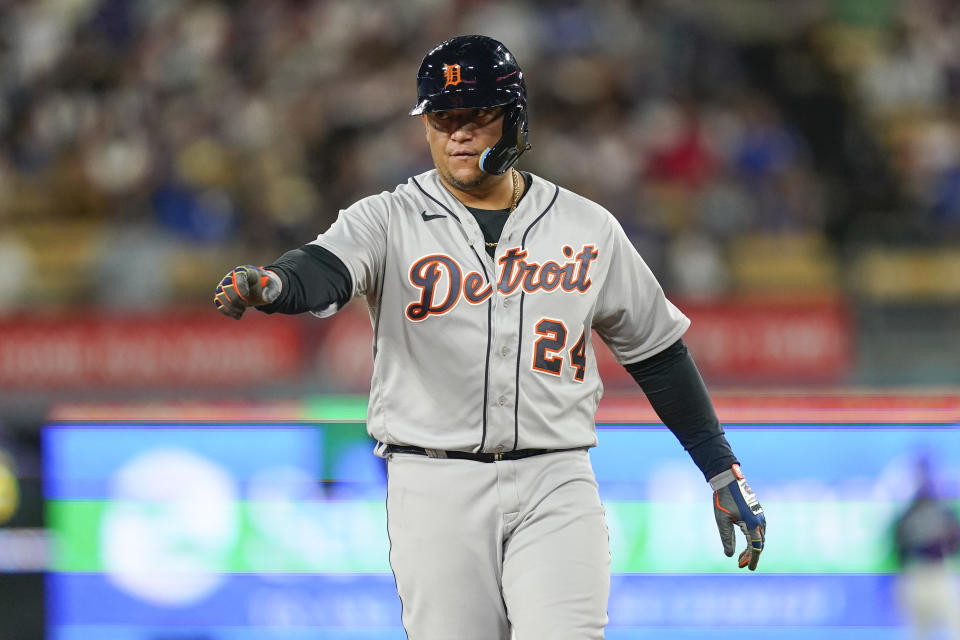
xmin=409 ymin=87 xmax=523 ymax=115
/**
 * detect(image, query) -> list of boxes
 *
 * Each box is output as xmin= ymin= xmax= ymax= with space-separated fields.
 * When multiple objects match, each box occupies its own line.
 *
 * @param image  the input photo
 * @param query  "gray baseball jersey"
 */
xmin=310 ymin=168 xmax=689 ymax=453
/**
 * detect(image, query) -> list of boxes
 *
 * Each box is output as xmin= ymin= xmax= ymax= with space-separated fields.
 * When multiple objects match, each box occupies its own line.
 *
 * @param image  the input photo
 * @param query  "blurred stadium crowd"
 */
xmin=1 ymin=0 xmax=960 ymax=309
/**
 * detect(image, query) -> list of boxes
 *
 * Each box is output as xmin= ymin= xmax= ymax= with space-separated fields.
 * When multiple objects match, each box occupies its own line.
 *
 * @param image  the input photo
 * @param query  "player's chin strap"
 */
xmin=478 ymin=103 xmax=531 ymax=175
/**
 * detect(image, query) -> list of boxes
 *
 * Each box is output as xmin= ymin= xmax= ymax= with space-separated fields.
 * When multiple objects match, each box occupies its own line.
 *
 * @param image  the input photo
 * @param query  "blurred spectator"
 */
xmin=820 ymin=0 xmax=960 ymax=240
xmin=893 ymin=454 xmax=960 ymax=640
xmin=95 ymin=222 xmax=179 ymax=309
xmin=857 ymin=24 xmax=946 ymax=115
xmin=3 ymin=0 xmax=959 ymax=308
xmin=0 ymin=234 xmax=36 ymax=308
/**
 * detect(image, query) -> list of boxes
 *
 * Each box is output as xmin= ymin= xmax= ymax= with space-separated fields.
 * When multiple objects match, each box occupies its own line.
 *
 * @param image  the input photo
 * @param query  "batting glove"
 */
xmin=213 ymin=265 xmax=281 ymax=320
xmin=710 ymin=464 xmax=766 ymax=570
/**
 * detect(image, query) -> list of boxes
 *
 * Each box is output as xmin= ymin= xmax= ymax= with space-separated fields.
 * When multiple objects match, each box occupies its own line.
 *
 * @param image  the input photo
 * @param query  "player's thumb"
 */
xmin=244 ymin=267 xmax=280 ymax=305
xmin=235 ymin=266 xmax=265 ymax=305
xmin=714 ymin=496 xmax=736 ymax=557
xmin=234 ymin=267 xmax=254 ymax=303
xmin=258 ymin=269 xmax=281 ymax=304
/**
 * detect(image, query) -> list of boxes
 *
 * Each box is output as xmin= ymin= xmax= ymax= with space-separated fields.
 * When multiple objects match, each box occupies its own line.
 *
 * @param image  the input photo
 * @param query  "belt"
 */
xmin=384 ymin=444 xmax=554 ymax=463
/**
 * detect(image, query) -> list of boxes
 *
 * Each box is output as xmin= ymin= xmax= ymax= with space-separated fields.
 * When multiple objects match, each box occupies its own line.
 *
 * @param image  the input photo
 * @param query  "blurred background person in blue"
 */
xmin=894 ymin=454 xmax=960 ymax=640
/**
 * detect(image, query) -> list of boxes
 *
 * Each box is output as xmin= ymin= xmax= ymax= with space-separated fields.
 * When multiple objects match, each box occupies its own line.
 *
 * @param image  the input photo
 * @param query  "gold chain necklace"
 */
xmin=485 ymin=169 xmax=522 ymax=248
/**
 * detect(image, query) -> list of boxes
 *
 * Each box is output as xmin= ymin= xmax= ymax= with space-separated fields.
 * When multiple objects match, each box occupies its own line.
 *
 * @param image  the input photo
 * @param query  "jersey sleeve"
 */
xmin=308 ymin=194 xmax=389 ymax=299
xmin=592 ymin=219 xmax=690 ymax=364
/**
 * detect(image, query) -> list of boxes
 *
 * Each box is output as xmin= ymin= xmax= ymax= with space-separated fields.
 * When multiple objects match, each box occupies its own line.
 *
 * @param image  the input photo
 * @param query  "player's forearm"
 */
xmin=624 ymin=339 xmax=737 ymax=479
xmin=257 ymin=245 xmax=353 ymax=315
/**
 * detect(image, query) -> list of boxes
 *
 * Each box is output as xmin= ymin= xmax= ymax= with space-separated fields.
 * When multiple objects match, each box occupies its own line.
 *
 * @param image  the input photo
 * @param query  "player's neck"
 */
xmin=439 ymin=169 xmax=517 ymax=211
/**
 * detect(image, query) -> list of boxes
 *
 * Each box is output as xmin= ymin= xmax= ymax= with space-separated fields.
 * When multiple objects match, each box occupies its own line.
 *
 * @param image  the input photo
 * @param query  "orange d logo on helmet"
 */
xmin=443 ymin=64 xmax=462 ymax=87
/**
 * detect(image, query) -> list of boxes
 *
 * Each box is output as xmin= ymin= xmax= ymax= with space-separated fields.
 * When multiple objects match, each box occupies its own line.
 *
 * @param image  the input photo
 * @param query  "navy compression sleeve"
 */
xmin=624 ymin=339 xmax=738 ymax=480
xmin=257 ymin=245 xmax=353 ymax=315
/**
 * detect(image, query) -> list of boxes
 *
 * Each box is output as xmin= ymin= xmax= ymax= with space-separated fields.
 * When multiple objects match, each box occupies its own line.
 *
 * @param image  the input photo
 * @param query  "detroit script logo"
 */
xmin=406 ymin=245 xmax=599 ymax=321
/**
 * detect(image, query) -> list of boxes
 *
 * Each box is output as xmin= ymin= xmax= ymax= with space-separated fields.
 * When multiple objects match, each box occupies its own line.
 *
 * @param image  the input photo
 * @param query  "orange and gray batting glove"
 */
xmin=710 ymin=463 xmax=766 ymax=570
xmin=213 ymin=265 xmax=281 ymax=320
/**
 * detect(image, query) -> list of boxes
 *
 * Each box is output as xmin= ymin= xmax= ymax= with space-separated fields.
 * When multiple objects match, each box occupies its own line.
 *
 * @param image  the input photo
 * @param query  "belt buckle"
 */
xmin=493 ymin=451 xmax=503 ymax=461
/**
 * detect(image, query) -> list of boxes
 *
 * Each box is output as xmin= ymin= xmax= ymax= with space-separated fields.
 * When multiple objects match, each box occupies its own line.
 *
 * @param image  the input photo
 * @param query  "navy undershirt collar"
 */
xmin=464 ymin=171 xmax=532 ymax=257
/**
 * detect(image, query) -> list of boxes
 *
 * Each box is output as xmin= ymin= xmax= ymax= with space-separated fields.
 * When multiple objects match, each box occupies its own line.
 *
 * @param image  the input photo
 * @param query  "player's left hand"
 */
xmin=709 ymin=464 xmax=765 ymax=570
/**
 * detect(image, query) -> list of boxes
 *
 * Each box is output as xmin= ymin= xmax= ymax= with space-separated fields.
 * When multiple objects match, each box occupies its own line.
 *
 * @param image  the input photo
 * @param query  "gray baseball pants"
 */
xmin=385 ymin=449 xmax=611 ymax=639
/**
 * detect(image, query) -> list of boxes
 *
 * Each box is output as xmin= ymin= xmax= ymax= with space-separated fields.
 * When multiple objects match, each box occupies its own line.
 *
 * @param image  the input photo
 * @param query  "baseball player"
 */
xmin=215 ymin=35 xmax=766 ymax=639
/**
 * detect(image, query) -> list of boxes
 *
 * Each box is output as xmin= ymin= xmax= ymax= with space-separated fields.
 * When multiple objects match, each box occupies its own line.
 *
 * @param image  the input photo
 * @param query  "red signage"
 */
xmin=0 ymin=298 xmax=852 ymax=392
xmin=0 ymin=312 xmax=302 ymax=389
xmin=595 ymin=298 xmax=853 ymax=386
xmin=681 ymin=299 xmax=852 ymax=382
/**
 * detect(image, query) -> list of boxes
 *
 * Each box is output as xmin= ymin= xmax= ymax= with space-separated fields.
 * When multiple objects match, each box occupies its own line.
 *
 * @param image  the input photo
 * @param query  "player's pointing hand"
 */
xmin=710 ymin=464 xmax=766 ymax=570
xmin=213 ymin=265 xmax=281 ymax=319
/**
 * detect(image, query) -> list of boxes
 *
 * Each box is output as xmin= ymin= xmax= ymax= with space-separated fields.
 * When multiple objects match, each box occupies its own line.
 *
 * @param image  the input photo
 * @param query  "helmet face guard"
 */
xmin=411 ymin=35 xmax=531 ymax=175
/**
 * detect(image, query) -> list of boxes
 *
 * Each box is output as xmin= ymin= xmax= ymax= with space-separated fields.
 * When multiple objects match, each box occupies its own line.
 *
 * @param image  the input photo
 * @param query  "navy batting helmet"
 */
xmin=410 ymin=35 xmax=531 ymax=175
